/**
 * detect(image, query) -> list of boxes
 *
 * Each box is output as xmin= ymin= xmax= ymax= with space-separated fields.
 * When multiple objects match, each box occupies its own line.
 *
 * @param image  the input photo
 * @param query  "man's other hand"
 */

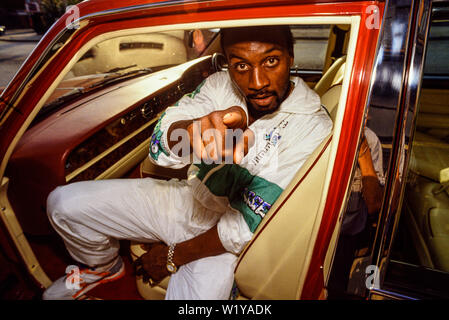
xmin=133 ymin=242 xmax=169 ymax=286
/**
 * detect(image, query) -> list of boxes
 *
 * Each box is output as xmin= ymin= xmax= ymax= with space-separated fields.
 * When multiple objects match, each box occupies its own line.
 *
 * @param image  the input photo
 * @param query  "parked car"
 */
xmin=0 ymin=25 xmax=5 ymax=36
xmin=0 ymin=0 xmax=448 ymax=300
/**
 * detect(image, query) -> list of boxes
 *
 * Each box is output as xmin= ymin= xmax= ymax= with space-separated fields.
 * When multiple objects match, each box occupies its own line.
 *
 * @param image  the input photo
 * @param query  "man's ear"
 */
xmin=289 ymin=55 xmax=294 ymax=68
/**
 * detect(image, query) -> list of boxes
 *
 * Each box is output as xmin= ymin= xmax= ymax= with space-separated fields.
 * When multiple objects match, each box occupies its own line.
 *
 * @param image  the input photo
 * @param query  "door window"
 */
xmin=385 ymin=12 xmax=449 ymax=298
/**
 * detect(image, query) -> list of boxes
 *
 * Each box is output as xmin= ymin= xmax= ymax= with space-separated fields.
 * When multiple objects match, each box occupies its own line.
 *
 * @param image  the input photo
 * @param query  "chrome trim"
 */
xmin=366 ymin=0 xmax=416 ymax=277
xmin=292 ymin=70 xmax=323 ymax=75
xmin=328 ymin=1 xmax=418 ymax=297
xmin=369 ymin=288 xmax=419 ymax=300
xmin=380 ymin=0 xmax=432 ymax=263
xmin=0 ymin=0 xmax=217 ymax=124
xmin=334 ymin=0 xmax=415 ymax=243
xmin=326 ymin=1 xmax=411 ymax=296
xmin=367 ymin=0 xmax=432 ymax=296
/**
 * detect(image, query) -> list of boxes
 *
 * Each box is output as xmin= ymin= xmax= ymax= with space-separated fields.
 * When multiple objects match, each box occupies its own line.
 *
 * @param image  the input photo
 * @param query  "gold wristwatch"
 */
xmin=166 ymin=243 xmax=177 ymax=274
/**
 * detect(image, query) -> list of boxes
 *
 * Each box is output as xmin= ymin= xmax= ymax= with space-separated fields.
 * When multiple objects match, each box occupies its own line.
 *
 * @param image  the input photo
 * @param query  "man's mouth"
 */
xmin=248 ymin=93 xmax=276 ymax=108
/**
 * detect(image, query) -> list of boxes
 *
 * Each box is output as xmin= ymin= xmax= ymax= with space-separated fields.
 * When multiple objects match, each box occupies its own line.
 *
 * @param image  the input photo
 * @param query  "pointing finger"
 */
xmin=223 ymin=111 xmax=244 ymax=129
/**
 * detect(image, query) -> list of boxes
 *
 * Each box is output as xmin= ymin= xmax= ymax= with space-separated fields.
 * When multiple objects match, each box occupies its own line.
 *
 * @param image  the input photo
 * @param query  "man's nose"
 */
xmin=249 ymin=67 xmax=269 ymax=91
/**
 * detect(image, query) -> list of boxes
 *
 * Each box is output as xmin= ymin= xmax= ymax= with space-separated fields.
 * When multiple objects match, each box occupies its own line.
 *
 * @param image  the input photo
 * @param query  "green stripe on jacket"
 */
xmin=197 ymin=163 xmax=283 ymax=232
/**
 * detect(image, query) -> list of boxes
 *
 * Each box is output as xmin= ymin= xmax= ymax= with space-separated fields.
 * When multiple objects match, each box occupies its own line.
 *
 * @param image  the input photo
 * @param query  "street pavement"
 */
xmin=0 ymin=29 xmax=42 ymax=88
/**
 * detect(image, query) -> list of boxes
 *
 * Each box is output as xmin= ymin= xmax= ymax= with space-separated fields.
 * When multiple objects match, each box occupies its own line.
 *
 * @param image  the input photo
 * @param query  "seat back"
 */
xmin=321 ymin=85 xmax=342 ymax=121
xmin=314 ymin=55 xmax=346 ymax=97
xmin=319 ymin=59 xmax=345 ymax=121
xmin=233 ymin=134 xmax=332 ymax=299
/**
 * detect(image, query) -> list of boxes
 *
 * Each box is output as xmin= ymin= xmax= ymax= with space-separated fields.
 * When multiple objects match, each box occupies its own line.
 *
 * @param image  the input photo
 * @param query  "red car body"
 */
xmin=1 ymin=0 xmax=447 ymax=300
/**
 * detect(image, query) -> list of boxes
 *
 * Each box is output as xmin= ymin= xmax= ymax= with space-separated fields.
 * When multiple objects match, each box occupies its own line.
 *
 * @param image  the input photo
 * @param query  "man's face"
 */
xmin=225 ymin=38 xmax=293 ymax=114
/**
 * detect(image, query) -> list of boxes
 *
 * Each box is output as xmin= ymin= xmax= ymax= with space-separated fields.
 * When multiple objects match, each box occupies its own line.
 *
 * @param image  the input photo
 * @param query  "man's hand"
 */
xmin=133 ymin=226 xmax=227 ymax=286
xmin=133 ymin=242 xmax=169 ymax=286
xmin=168 ymin=106 xmax=255 ymax=164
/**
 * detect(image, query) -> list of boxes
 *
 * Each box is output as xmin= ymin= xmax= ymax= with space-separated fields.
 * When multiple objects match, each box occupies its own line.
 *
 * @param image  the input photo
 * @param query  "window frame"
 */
xmin=366 ymin=0 xmax=449 ymax=300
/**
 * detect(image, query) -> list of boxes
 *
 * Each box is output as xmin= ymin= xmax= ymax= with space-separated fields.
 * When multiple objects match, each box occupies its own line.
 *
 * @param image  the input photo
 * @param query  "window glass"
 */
xmin=291 ymin=25 xmax=331 ymax=71
xmin=68 ymin=31 xmax=189 ymax=78
xmin=40 ymin=29 xmax=218 ymax=110
xmin=327 ymin=9 xmax=449 ymax=300
xmin=390 ymin=15 xmax=449 ymax=279
xmin=40 ymin=25 xmax=332 ymax=113
xmin=423 ymin=21 xmax=449 ymax=75
xmin=67 ymin=29 xmax=217 ymax=79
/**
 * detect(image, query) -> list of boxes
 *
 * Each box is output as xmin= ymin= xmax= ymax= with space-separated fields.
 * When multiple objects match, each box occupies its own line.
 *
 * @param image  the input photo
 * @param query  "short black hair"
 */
xmin=220 ymin=25 xmax=294 ymax=57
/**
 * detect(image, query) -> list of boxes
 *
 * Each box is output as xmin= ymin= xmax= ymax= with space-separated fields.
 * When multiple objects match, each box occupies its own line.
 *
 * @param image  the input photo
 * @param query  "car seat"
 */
xmin=404 ymin=131 xmax=449 ymax=272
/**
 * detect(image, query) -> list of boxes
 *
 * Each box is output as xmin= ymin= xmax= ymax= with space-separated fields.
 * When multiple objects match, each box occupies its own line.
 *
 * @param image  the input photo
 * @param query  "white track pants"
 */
xmin=46 ymin=177 xmax=237 ymax=300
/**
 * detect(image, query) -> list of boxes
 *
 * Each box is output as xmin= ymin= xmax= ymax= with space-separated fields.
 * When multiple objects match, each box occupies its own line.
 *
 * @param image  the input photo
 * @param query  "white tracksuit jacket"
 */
xmin=149 ymin=71 xmax=333 ymax=255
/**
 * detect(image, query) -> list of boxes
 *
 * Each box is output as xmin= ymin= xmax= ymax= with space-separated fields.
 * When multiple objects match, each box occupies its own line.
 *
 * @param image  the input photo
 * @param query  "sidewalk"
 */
xmin=0 ymin=29 xmax=43 ymax=43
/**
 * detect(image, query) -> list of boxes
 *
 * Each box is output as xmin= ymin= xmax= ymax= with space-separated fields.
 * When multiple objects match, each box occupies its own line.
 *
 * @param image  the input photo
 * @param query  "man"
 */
xmin=43 ymin=25 xmax=332 ymax=300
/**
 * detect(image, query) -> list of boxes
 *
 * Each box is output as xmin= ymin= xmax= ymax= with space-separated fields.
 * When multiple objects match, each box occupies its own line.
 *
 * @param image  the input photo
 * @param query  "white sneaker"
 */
xmin=42 ymin=257 xmax=125 ymax=300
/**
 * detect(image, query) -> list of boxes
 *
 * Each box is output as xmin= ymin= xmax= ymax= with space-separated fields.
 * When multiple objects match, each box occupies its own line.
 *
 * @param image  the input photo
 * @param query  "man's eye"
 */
xmin=265 ymin=57 xmax=279 ymax=67
xmin=234 ymin=63 xmax=249 ymax=71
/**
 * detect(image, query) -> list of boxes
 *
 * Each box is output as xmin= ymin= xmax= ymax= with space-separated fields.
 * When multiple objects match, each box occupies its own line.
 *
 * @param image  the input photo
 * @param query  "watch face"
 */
xmin=167 ymin=263 xmax=176 ymax=273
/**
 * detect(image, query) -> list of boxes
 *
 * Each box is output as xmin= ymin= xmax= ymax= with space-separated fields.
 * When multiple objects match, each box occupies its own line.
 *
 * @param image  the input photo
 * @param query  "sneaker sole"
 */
xmin=72 ymin=262 xmax=126 ymax=299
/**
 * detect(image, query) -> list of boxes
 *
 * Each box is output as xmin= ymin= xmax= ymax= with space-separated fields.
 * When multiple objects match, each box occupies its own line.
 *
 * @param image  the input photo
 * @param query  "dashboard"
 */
xmin=6 ymin=56 xmax=215 ymax=234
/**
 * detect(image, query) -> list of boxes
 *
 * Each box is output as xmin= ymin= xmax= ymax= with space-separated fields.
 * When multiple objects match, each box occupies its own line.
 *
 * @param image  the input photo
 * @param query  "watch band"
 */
xmin=166 ymin=243 xmax=177 ymax=274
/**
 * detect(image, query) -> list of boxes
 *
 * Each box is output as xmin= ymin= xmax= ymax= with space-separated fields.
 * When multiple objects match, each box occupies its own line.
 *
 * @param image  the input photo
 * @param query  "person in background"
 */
xmin=327 ymin=126 xmax=384 ymax=299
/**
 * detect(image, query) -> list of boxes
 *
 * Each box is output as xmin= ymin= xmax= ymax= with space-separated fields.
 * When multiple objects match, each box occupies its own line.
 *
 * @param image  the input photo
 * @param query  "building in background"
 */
xmin=0 ymin=0 xmax=32 ymax=30
xmin=0 ymin=1 xmax=83 ymax=34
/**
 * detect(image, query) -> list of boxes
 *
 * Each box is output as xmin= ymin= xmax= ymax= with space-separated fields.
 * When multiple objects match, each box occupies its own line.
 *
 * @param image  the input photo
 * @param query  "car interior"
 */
xmin=3 ymin=17 xmax=359 ymax=299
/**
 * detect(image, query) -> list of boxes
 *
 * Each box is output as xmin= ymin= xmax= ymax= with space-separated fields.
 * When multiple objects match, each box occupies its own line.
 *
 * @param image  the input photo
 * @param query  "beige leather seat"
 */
xmin=404 ymin=88 xmax=449 ymax=272
xmin=405 ymin=132 xmax=449 ymax=272
xmin=321 ymin=84 xmax=342 ymax=120
xmin=317 ymin=56 xmax=345 ymax=120
xmin=416 ymin=88 xmax=449 ymax=138
xmin=314 ymin=55 xmax=346 ymax=97
xmin=130 ymin=58 xmax=346 ymax=299
xmin=233 ymin=133 xmax=332 ymax=299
